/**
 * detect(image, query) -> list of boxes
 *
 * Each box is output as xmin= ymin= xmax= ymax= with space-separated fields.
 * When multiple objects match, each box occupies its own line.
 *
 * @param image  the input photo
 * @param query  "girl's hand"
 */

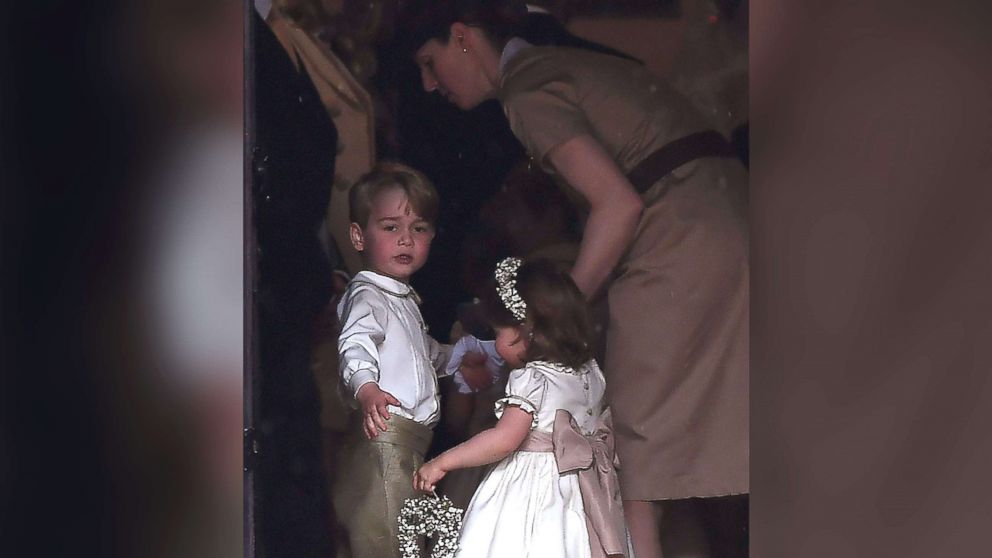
xmin=414 ymin=459 xmax=448 ymax=493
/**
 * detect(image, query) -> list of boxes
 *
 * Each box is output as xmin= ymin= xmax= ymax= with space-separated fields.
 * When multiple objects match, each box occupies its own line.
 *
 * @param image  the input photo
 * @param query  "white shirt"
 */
xmin=447 ymin=336 xmax=504 ymax=394
xmin=499 ymin=37 xmax=533 ymax=74
xmin=337 ymin=271 xmax=452 ymax=426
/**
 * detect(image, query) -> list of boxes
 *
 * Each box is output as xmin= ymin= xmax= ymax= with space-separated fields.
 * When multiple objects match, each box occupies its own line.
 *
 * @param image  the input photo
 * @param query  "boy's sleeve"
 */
xmin=337 ymin=288 xmax=389 ymax=398
xmin=426 ymin=335 xmax=454 ymax=378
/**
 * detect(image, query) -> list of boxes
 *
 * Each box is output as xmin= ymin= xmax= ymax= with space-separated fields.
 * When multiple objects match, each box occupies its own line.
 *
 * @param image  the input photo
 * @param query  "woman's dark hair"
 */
xmin=482 ymin=258 xmax=594 ymax=368
xmin=518 ymin=10 xmax=642 ymax=63
xmin=398 ymin=0 xmax=528 ymax=58
xmin=398 ymin=0 xmax=641 ymax=64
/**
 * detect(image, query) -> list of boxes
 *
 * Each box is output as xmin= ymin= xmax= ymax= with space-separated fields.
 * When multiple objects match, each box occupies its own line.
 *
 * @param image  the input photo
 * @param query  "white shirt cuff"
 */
xmin=347 ymin=368 xmax=378 ymax=398
xmin=452 ymin=370 xmax=474 ymax=394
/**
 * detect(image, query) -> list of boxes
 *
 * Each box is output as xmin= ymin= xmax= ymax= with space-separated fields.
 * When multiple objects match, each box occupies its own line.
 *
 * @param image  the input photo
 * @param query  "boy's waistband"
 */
xmin=351 ymin=413 xmax=433 ymax=455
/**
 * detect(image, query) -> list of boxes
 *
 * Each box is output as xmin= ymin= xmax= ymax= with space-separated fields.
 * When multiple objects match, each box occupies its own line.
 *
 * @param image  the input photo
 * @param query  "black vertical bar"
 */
xmin=243 ymin=0 xmax=257 ymax=557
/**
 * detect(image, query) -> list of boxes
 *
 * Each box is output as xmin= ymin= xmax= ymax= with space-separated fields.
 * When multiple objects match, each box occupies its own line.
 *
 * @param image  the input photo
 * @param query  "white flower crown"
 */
xmin=495 ymin=257 xmax=527 ymax=322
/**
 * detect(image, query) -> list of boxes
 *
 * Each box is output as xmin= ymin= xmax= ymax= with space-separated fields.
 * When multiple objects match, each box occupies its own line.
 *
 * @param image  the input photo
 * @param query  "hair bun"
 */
xmin=398 ymin=0 xmax=528 ymax=58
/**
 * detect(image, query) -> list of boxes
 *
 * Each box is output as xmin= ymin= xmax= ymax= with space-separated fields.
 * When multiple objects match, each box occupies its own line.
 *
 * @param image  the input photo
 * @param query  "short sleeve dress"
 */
xmin=454 ymin=360 xmax=613 ymax=558
xmin=497 ymin=46 xmax=749 ymax=500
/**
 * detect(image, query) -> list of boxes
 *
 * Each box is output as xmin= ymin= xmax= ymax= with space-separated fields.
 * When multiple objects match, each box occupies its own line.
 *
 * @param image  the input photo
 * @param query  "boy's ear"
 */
xmin=349 ymin=223 xmax=365 ymax=251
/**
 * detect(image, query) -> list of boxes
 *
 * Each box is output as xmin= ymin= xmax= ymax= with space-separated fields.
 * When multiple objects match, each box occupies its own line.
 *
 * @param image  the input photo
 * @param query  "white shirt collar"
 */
xmin=500 ymin=37 xmax=534 ymax=74
xmin=254 ymin=0 xmax=272 ymax=19
xmin=352 ymin=270 xmax=420 ymax=303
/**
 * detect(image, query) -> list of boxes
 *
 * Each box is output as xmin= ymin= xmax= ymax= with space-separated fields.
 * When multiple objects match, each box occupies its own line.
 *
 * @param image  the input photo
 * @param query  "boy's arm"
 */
xmin=338 ymin=288 xmax=389 ymax=397
xmin=341 ymin=289 xmax=405 ymax=438
xmin=426 ymin=335 xmax=454 ymax=377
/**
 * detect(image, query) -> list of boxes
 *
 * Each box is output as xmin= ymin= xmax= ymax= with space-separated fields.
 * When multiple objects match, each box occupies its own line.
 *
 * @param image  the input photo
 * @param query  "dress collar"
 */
xmin=352 ymin=270 xmax=422 ymax=305
xmin=530 ymin=360 xmax=593 ymax=376
xmin=499 ymin=37 xmax=534 ymax=75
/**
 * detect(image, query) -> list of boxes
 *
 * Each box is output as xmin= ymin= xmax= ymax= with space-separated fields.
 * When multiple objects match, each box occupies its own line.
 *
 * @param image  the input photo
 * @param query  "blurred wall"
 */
xmin=567 ymin=16 xmax=687 ymax=78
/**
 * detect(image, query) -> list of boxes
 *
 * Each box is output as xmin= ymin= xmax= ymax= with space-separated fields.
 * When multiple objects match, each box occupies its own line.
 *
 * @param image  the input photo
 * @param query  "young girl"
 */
xmin=414 ymin=257 xmax=629 ymax=558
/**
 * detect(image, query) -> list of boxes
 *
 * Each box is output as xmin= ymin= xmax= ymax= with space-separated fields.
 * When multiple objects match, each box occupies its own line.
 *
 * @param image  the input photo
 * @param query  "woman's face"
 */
xmin=415 ymin=33 xmax=494 ymax=110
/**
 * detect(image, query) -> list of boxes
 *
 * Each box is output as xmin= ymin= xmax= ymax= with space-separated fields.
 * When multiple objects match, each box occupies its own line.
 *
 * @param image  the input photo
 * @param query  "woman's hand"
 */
xmin=355 ymin=382 xmax=400 ymax=439
xmin=414 ymin=459 xmax=448 ymax=493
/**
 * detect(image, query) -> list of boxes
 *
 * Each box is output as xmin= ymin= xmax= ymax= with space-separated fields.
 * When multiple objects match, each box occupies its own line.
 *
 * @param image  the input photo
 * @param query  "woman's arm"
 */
xmin=414 ymin=407 xmax=533 ymax=492
xmin=546 ymin=134 xmax=644 ymax=298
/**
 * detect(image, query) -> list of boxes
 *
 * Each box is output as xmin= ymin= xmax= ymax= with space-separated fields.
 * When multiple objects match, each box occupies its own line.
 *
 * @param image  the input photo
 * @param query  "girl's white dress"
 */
xmin=454 ymin=359 xmax=614 ymax=558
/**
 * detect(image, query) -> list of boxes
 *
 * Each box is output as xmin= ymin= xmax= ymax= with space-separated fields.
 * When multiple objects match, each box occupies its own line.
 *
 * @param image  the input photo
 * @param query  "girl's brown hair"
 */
xmin=483 ymin=258 xmax=594 ymax=368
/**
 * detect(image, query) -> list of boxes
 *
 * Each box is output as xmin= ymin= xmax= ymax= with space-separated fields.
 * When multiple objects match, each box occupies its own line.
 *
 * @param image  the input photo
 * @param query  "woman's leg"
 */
xmin=625 ymin=500 xmax=664 ymax=558
xmin=660 ymin=499 xmax=711 ymax=558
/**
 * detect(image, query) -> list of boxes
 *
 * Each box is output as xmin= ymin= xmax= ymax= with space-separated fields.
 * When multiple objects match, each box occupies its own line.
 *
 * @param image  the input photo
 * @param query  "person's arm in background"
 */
xmin=546 ymin=134 xmax=644 ymax=298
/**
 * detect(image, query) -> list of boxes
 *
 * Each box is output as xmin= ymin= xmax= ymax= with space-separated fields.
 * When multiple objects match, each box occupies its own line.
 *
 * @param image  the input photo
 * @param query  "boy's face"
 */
xmin=349 ymin=187 xmax=435 ymax=282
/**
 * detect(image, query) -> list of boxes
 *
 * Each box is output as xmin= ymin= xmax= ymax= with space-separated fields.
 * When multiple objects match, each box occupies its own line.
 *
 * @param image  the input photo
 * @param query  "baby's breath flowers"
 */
xmin=495 ymin=257 xmax=526 ymax=321
xmin=397 ymin=492 xmax=464 ymax=558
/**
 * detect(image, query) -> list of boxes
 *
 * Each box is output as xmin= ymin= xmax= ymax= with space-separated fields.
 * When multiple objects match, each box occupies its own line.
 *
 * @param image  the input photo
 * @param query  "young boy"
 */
xmin=331 ymin=162 xmax=460 ymax=558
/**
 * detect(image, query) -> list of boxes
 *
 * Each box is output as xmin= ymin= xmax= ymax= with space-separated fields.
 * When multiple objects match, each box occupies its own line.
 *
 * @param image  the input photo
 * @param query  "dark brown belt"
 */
xmin=627 ymin=130 xmax=736 ymax=193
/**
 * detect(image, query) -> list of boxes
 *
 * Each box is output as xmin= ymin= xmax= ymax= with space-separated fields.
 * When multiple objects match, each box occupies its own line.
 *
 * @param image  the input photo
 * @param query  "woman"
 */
xmin=402 ymin=2 xmax=748 ymax=557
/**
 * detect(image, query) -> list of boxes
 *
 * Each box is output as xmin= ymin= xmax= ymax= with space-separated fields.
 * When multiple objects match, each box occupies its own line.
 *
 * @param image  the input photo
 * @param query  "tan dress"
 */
xmin=498 ymin=46 xmax=748 ymax=500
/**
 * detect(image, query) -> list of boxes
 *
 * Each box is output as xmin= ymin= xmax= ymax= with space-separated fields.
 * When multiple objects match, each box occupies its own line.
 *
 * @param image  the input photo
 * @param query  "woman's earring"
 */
xmin=458 ymin=34 xmax=468 ymax=53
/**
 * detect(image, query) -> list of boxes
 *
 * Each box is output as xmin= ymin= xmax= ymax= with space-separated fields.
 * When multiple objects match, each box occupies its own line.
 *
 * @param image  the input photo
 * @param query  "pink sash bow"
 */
xmin=518 ymin=408 xmax=628 ymax=558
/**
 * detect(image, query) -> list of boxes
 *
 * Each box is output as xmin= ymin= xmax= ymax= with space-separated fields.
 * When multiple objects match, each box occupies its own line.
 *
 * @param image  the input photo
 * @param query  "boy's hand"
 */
xmin=414 ymin=459 xmax=448 ymax=493
xmin=355 ymin=383 xmax=401 ymax=439
xmin=459 ymin=351 xmax=494 ymax=391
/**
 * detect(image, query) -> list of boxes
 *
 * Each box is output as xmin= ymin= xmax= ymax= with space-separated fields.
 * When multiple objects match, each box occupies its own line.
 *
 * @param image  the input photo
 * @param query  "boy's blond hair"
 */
xmin=349 ymin=162 xmax=439 ymax=227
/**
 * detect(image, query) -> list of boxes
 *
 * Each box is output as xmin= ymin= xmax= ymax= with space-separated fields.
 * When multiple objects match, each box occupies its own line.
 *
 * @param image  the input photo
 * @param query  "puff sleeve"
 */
xmin=494 ymin=366 xmax=549 ymax=430
xmin=426 ymin=335 xmax=453 ymax=378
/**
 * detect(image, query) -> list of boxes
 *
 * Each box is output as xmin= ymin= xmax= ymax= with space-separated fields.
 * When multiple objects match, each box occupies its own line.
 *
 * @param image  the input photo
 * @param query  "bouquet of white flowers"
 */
xmin=397 ymin=492 xmax=464 ymax=558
